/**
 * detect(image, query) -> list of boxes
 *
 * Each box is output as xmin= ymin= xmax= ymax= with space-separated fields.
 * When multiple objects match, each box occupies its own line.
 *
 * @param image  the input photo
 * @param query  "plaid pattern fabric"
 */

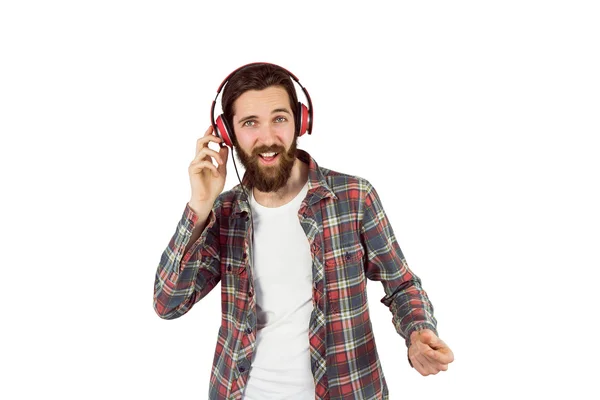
xmin=153 ymin=149 xmax=438 ymax=399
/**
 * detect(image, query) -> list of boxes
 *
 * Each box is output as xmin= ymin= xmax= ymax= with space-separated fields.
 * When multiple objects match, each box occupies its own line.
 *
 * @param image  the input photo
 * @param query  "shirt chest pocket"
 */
xmin=221 ymin=253 xmax=247 ymax=274
xmin=221 ymin=254 xmax=249 ymax=287
xmin=220 ymin=255 xmax=250 ymax=320
xmin=324 ymin=243 xmax=367 ymax=314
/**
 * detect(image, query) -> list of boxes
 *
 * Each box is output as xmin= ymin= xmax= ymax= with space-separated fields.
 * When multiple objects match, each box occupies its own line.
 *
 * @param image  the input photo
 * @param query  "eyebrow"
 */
xmin=238 ymin=108 xmax=293 ymax=125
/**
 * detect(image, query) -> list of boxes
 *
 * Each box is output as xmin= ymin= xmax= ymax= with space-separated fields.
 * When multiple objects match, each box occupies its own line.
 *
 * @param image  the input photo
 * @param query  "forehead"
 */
xmin=233 ymin=86 xmax=292 ymax=117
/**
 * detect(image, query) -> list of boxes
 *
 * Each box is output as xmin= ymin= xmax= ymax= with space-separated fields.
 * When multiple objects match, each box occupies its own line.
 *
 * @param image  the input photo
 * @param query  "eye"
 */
xmin=243 ymin=120 xmax=256 ymax=127
xmin=274 ymin=116 xmax=287 ymax=123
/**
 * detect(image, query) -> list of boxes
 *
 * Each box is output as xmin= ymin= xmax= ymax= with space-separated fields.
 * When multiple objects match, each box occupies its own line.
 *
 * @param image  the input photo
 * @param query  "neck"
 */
xmin=252 ymin=157 xmax=309 ymax=208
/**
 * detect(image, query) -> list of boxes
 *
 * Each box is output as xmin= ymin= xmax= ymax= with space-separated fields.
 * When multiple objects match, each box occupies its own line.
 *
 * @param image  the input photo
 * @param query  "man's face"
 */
xmin=231 ymin=86 xmax=297 ymax=193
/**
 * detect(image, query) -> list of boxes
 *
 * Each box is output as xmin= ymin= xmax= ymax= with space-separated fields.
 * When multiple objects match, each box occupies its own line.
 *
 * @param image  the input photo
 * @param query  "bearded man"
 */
xmin=153 ymin=63 xmax=454 ymax=400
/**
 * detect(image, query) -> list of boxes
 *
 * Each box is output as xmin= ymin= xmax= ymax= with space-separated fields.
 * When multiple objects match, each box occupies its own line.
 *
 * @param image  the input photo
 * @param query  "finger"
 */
xmin=216 ymin=146 xmax=229 ymax=174
xmin=437 ymin=345 xmax=454 ymax=363
xmin=420 ymin=354 xmax=448 ymax=373
xmin=412 ymin=356 xmax=429 ymax=376
xmin=424 ymin=348 xmax=454 ymax=365
xmin=196 ymin=126 xmax=222 ymax=155
xmin=428 ymin=336 xmax=448 ymax=351
xmin=193 ymin=147 xmax=225 ymax=165
xmin=420 ymin=355 xmax=445 ymax=375
xmin=414 ymin=354 xmax=438 ymax=376
xmin=195 ymin=136 xmax=223 ymax=157
xmin=196 ymin=126 xmax=212 ymax=153
xmin=189 ymin=160 xmax=219 ymax=177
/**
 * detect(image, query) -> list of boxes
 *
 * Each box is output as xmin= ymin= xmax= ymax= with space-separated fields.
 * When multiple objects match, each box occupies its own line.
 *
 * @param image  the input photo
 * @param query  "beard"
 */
xmin=233 ymin=134 xmax=298 ymax=193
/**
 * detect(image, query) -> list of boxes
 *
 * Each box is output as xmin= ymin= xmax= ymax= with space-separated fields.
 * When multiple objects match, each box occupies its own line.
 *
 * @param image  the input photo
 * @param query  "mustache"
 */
xmin=252 ymin=146 xmax=286 ymax=156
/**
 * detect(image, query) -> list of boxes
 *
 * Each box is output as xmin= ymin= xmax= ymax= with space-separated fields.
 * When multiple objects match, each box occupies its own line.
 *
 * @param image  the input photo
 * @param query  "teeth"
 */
xmin=260 ymin=152 xmax=277 ymax=157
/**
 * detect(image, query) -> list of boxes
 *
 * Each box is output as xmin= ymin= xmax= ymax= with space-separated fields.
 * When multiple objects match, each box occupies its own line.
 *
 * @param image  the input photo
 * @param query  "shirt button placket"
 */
xmin=246 ymin=312 xmax=256 ymax=335
xmin=237 ymin=359 xmax=250 ymax=375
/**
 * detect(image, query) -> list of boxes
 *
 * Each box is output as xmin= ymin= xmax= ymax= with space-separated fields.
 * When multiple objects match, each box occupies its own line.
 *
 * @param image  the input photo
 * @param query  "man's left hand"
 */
xmin=408 ymin=329 xmax=454 ymax=376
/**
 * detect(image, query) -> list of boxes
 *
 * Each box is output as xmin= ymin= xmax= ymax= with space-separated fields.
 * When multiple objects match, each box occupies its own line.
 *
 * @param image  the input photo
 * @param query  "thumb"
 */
xmin=418 ymin=330 xmax=439 ymax=346
xmin=218 ymin=146 xmax=229 ymax=172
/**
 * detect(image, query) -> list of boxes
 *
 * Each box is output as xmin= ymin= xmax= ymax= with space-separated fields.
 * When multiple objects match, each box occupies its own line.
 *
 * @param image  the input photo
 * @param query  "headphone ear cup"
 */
xmin=215 ymin=115 xmax=234 ymax=147
xmin=297 ymin=102 xmax=309 ymax=136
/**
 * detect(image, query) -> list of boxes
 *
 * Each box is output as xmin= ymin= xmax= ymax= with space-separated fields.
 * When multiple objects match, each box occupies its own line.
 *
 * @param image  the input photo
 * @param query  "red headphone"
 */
xmin=210 ymin=62 xmax=314 ymax=148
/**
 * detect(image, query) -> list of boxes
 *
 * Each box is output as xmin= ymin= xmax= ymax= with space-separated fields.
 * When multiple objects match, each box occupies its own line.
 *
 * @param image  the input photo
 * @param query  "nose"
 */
xmin=256 ymin=122 xmax=281 ymax=148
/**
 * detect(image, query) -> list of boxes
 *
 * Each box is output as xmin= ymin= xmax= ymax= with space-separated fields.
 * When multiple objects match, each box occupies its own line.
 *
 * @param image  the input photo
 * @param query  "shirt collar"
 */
xmin=231 ymin=149 xmax=337 ymax=217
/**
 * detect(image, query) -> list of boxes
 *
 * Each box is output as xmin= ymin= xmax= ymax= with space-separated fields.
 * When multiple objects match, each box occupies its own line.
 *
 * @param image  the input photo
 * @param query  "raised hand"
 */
xmin=188 ymin=125 xmax=229 ymax=209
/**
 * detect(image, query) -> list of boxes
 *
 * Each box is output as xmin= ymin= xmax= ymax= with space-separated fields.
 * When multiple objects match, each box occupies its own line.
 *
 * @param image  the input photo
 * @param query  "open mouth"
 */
xmin=258 ymin=152 xmax=279 ymax=164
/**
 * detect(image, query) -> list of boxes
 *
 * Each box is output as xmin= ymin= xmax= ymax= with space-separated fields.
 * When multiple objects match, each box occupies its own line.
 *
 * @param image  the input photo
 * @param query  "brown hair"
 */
xmin=221 ymin=63 xmax=298 ymax=143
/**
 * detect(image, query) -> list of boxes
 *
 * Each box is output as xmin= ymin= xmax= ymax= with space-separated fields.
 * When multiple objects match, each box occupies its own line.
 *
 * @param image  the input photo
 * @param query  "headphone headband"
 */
xmin=215 ymin=62 xmax=301 ymax=96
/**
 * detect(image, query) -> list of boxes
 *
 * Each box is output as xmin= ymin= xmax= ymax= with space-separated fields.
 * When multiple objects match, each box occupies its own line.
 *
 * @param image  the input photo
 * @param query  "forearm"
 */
xmin=184 ymin=200 xmax=214 ymax=253
xmin=384 ymin=277 xmax=438 ymax=347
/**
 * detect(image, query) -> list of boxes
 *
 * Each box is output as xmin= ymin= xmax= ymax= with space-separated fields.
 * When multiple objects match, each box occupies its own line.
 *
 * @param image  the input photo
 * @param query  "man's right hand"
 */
xmin=188 ymin=125 xmax=229 ymax=211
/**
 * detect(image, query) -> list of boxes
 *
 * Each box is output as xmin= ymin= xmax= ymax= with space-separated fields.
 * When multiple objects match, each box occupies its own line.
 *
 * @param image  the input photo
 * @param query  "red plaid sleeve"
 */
xmin=153 ymin=202 xmax=222 ymax=319
xmin=360 ymin=182 xmax=438 ymax=347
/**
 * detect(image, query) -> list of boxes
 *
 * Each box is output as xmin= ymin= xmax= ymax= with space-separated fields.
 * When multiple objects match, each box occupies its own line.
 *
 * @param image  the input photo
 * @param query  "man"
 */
xmin=153 ymin=63 xmax=454 ymax=399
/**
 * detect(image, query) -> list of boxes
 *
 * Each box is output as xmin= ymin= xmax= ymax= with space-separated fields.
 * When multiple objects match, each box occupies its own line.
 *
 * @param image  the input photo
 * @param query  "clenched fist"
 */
xmin=408 ymin=329 xmax=454 ymax=376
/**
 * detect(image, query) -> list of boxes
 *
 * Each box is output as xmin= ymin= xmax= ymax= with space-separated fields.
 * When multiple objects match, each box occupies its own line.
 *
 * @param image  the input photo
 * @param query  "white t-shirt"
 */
xmin=242 ymin=181 xmax=315 ymax=400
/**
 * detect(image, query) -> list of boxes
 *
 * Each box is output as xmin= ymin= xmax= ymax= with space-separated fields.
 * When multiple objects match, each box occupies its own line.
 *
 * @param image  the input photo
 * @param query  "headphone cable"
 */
xmin=226 ymin=144 xmax=255 ymax=234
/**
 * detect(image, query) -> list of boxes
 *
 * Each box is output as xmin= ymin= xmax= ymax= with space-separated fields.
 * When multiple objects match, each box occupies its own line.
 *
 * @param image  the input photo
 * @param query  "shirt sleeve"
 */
xmin=153 ymin=201 xmax=222 ymax=320
xmin=359 ymin=181 xmax=438 ymax=348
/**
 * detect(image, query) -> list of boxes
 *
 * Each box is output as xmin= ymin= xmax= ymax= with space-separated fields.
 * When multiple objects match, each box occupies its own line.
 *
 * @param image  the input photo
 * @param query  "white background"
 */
xmin=1 ymin=1 xmax=598 ymax=399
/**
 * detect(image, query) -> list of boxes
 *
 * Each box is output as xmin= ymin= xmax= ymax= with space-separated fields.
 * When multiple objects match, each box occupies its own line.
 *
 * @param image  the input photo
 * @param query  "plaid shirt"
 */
xmin=153 ymin=149 xmax=438 ymax=399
